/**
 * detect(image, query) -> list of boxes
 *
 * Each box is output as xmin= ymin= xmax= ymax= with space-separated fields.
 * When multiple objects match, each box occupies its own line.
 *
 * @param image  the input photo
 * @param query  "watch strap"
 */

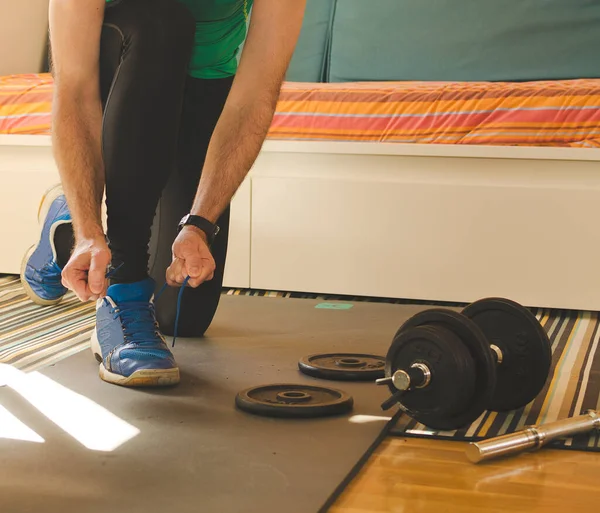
xmin=178 ymin=214 xmax=220 ymax=244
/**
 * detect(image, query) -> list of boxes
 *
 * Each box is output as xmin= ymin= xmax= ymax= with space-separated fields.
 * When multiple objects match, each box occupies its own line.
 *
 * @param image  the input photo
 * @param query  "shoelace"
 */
xmin=107 ymin=300 xmax=164 ymax=348
xmin=104 ymin=263 xmax=189 ymax=348
xmin=156 ymin=276 xmax=190 ymax=347
xmin=104 ymin=263 xmax=124 ymax=280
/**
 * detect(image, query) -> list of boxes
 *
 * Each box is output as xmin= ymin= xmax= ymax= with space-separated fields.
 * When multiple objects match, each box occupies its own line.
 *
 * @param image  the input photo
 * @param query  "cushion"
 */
xmin=328 ymin=0 xmax=600 ymax=83
xmin=285 ymin=0 xmax=335 ymax=82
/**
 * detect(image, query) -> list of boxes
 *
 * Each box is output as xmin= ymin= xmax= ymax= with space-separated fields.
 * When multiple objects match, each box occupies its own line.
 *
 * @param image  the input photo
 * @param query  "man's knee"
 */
xmin=155 ymin=294 xmax=218 ymax=338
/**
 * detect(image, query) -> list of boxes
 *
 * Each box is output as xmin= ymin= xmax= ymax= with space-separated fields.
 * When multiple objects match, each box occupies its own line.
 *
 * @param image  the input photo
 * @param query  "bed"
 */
xmin=4 ymin=73 xmax=600 ymax=147
xmin=2 ymin=73 xmax=600 ymax=310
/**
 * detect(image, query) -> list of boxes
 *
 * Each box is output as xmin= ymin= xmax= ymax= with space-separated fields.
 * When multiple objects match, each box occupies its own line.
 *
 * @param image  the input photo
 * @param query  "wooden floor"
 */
xmin=330 ymin=437 xmax=600 ymax=512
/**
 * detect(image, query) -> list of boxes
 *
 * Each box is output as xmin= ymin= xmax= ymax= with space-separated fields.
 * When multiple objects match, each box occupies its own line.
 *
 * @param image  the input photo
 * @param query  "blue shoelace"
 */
xmin=104 ymin=263 xmax=124 ymax=280
xmin=156 ymin=276 xmax=190 ymax=347
xmin=107 ymin=300 xmax=164 ymax=349
xmin=105 ymin=263 xmax=189 ymax=348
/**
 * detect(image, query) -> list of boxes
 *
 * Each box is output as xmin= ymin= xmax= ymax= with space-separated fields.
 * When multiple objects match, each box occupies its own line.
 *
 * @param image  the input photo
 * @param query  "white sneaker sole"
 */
xmin=90 ymin=329 xmax=180 ymax=388
xmin=20 ymin=184 xmax=69 ymax=306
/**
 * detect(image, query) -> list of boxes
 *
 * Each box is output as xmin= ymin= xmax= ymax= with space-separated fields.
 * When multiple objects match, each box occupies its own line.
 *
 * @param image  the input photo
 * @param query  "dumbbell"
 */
xmin=376 ymin=298 xmax=552 ymax=431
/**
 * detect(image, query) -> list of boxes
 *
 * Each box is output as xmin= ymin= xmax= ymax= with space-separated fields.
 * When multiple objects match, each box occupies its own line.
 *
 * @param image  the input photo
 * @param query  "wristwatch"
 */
xmin=178 ymin=214 xmax=220 ymax=245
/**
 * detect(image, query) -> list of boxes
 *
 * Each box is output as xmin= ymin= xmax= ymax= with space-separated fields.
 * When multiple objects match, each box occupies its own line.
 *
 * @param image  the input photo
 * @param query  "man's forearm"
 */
xmin=190 ymin=93 xmax=277 ymax=225
xmin=52 ymin=94 xmax=105 ymax=241
xmin=184 ymin=0 xmax=306 ymax=229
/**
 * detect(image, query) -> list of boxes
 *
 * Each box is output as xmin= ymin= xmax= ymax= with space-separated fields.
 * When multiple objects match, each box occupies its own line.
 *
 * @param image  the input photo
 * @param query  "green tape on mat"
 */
xmin=315 ymin=303 xmax=353 ymax=310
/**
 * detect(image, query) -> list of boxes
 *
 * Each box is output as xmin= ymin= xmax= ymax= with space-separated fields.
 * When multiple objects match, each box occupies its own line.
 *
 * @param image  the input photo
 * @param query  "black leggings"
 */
xmin=98 ymin=0 xmax=233 ymax=336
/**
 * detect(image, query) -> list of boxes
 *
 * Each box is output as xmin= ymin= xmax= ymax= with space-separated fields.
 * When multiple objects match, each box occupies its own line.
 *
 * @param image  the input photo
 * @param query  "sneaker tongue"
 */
xmin=107 ymin=278 xmax=155 ymax=303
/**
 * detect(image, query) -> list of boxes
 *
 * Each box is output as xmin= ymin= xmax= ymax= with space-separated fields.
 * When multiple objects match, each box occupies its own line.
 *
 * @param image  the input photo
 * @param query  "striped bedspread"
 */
xmin=2 ymin=73 xmax=600 ymax=147
xmin=272 ymin=80 xmax=600 ymax=147
xmin=0 ymin=74 xmax=53 ymax=135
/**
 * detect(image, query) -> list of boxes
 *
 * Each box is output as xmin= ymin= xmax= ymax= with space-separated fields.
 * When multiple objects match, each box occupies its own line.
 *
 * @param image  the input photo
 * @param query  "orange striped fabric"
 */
xmin=0 ymin=74 xmax=53 ymax=135
xmin=2 ymin=73 xmax=600 ymax=148
xmin=271 ymin=80 xmax=600 ymax=147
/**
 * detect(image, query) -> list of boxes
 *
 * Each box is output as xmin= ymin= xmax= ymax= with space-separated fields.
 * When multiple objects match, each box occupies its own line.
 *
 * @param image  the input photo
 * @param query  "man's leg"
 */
xmin=150 ymin=76 xmax=234 ymax=337
xmin=100 ymin=0 xmax=195 ymax=282
xmin=91 ymin=0 xmax=195 ymax=386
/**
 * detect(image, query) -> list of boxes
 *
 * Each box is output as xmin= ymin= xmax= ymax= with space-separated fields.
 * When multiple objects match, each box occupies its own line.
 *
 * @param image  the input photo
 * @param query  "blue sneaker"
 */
xmin=90 ymin=277 xmax=180 ymax=387
xmin=20 ymin=184 xmax=71 ymax=305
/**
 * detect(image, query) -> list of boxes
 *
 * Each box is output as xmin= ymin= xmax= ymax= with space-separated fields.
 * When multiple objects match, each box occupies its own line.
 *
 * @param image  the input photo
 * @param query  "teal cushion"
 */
xmin=285 ymin=0 xmax=335 ymax=82
xmin=328 ymin=0 xmax=600 ymax=82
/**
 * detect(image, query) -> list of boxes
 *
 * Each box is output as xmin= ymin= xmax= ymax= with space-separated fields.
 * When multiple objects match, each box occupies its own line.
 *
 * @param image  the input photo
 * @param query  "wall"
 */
xmin=0 ymin=0 xmax=49 ymax=75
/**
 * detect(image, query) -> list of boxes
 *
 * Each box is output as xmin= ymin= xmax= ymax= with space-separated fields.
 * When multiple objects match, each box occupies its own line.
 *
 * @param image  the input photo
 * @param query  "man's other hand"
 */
xmin=166 ymin=227 xmax=215 ymax=288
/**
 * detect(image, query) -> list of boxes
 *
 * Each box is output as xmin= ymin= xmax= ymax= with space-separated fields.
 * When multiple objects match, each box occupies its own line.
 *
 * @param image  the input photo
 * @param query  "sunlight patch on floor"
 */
xmin=0 ymin=363 xmax=139 ymax=451
xmin=0 ymin=404 xmax=44 ymax=443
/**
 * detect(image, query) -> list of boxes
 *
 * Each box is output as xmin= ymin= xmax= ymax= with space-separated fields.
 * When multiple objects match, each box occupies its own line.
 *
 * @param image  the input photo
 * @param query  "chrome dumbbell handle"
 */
xmin=375 ymin=363 xmax=431 ymax=391
xmin=466 ymin=410 xmax=600 ymax=463
xmin=376 ymin=364 xmax=432 ymax=411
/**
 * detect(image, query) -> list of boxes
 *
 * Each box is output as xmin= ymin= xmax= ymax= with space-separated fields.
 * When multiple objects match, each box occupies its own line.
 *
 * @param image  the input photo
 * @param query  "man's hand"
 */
xmin=62 ymin=235 xmax=111 ymax=302
xmin=166 ymin=227 xmax=216 ymax=288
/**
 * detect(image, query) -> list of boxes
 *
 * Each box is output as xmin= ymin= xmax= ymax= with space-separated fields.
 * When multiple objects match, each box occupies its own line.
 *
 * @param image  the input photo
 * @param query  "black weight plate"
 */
xmin=235 ymin=383 xmax=354 ymax=419
xmin=462 ymin=297 xmax=552 ymax=412
xmin=385 ymin=325 xmax=477 ymax=430
xmin=390 ymin=309 xmax=497 ymax=430
xmin=298 ymin=353 xmax=385 ymax=381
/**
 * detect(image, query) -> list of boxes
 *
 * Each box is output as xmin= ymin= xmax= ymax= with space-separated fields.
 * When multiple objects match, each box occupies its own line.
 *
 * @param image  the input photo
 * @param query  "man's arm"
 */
xmin=49 ymin=0 xmax=106 ymax=240
xmin=49 ymin=0 xmax=111 ymax=300
xmin=189 ymin=0 xmax=306 ymax=224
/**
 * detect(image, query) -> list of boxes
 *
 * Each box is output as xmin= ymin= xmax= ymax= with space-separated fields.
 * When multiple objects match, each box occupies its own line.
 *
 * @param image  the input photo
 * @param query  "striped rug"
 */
xmin=390 ymin=308 xmax=600 ymax=452
xmin=223 ymin=287 xmax=460 ymax=307
xmin=2 ymin=280 xmax=388 ymax=373
xmin=0 ymin=281 xmax=455 ymax=376
xmin=0 ymin=275 xmax=95 ymax=372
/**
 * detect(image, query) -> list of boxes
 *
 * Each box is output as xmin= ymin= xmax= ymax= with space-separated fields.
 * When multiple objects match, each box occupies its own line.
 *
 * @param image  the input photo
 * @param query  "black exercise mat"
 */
xmin=0 ymin=295 xmax=428 ymax=513
xmin=389 ymin=308 xmax=600 ymax=452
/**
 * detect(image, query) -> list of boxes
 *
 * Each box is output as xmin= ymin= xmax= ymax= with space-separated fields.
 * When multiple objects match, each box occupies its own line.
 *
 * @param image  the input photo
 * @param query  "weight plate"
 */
xmin=390 ymin=309 xmax=497 ymax=430
xmin=235 ymin=383 xmax=354 ymax=419
xmin=385 ymin=325 xmax=477 ymax=430
xmin=462 ymin=297 xmax=552 ymax=412
xmin=298 ymin=353 xmax=385 ymax=381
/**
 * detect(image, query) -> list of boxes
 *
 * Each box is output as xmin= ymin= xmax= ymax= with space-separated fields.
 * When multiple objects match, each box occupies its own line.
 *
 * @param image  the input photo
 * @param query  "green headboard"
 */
xmin=285 ymin=0 xmax=335 ymax=82
xmin=327 ymin=0 xmax=600 ymax=82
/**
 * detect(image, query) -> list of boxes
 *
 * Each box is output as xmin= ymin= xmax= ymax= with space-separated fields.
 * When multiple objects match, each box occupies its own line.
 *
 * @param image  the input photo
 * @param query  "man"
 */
xmin=21 ymin=0 xmax=306 ymax=387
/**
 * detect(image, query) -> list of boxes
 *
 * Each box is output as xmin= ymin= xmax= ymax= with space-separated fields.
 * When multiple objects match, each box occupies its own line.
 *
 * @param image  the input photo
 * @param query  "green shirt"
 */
xmin=106 ymin=0 xmax=252 ymax=79
xmin=178 ymin=0 xmax=252 ymax=78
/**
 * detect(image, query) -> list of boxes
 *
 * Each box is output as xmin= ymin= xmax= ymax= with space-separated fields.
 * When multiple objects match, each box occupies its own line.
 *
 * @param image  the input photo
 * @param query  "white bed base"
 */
xmin=2 ymin=134 xmax=600 ymax=311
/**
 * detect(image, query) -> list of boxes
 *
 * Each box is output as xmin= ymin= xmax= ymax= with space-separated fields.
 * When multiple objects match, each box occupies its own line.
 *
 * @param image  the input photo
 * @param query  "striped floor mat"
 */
xmin=223 ymin=288 xmax=458 ymax=306
xmin=0 ymin=275 xmax=95 ymax=372
xmin=2 ymin=280 xmax=380 ymax=373
xmin=390 ymin=308 xmax=600 ymax=451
